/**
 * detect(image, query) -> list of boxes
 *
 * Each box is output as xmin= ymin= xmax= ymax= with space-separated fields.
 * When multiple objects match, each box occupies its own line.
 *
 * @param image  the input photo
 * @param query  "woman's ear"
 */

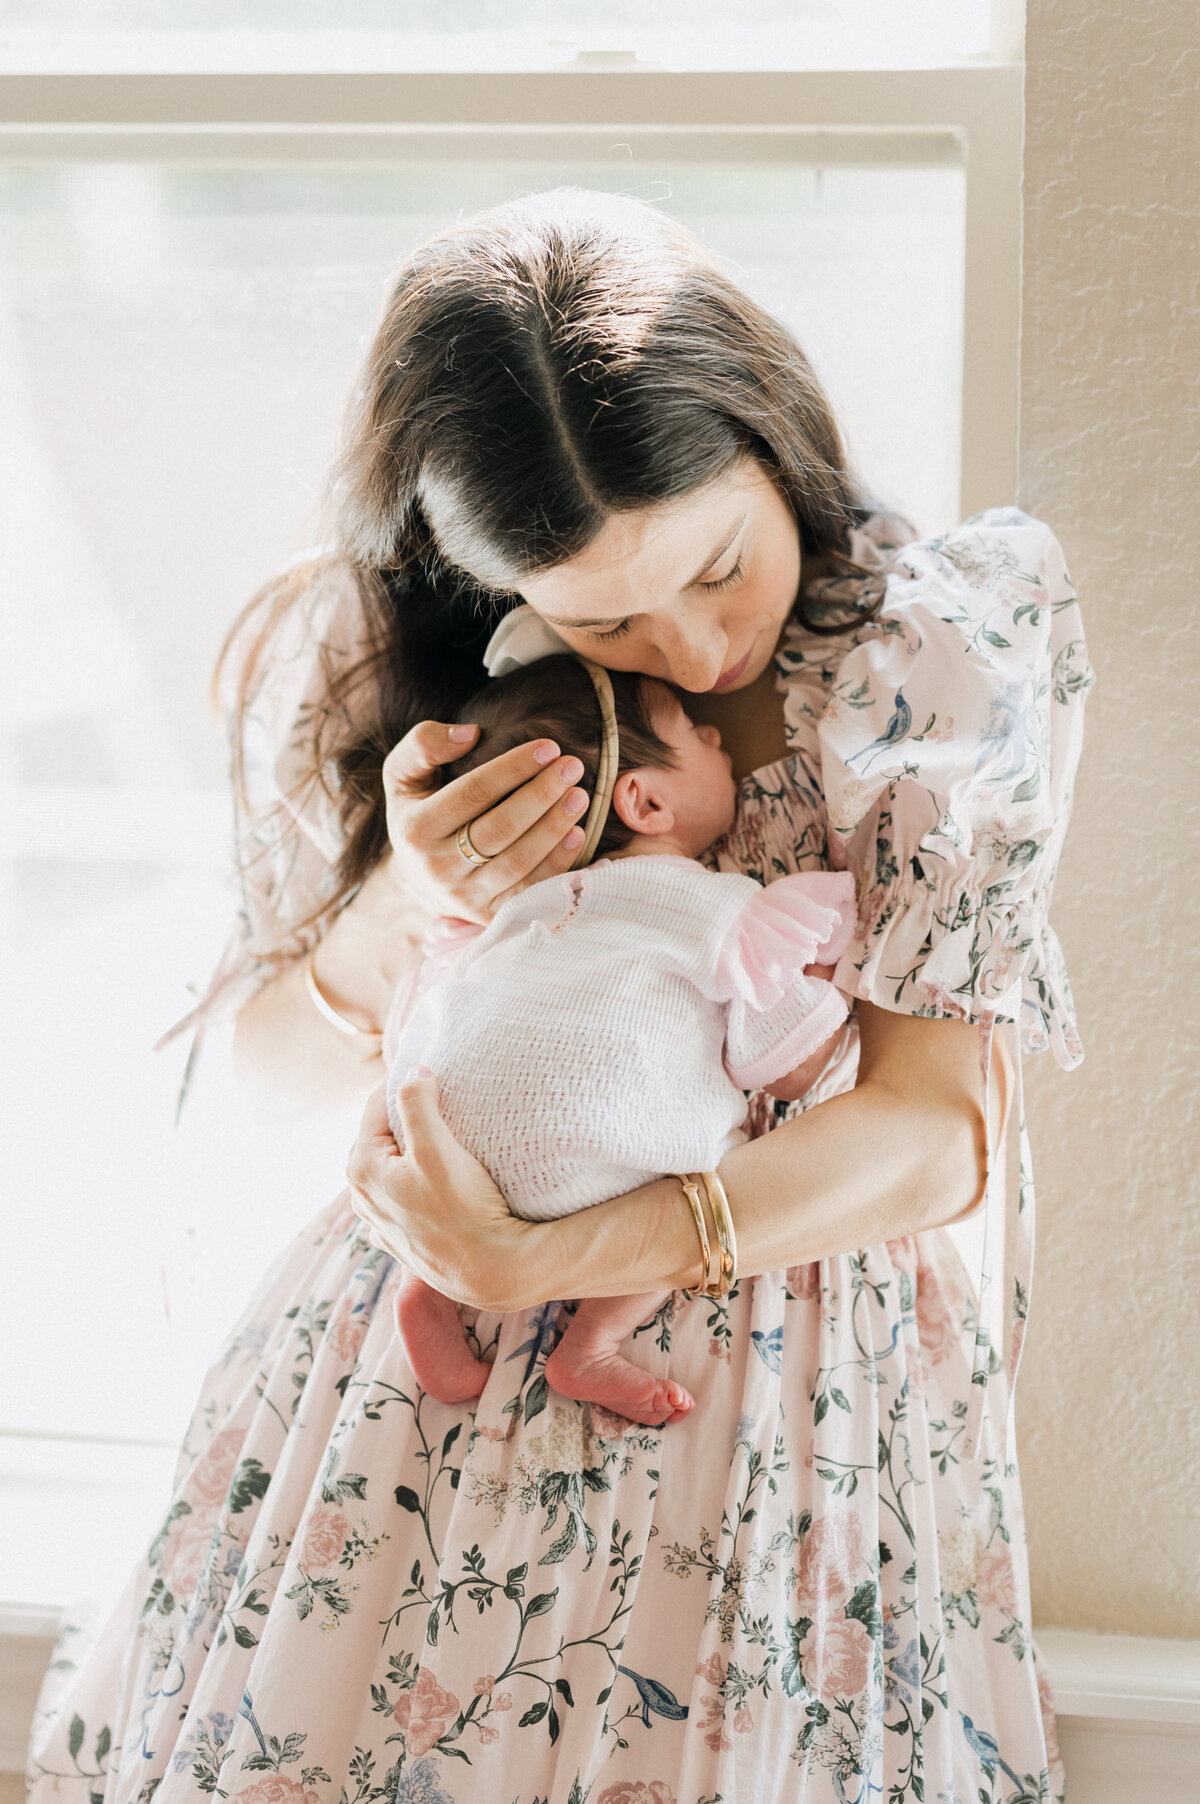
xmin=611 ymin=768 xmax=676 ymax=839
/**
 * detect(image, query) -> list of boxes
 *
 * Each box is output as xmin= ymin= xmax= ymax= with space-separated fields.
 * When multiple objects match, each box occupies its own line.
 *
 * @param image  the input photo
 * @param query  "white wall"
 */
xmin=1017 ymin=0 xmax=1200 ymax=1637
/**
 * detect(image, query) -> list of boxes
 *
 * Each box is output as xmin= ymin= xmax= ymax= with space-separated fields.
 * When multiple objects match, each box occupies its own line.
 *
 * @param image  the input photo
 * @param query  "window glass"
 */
xmin=0 ymin=2 xmax=992 ymax=67
xmin=0 ymin=149 xmax=963 ymax=1599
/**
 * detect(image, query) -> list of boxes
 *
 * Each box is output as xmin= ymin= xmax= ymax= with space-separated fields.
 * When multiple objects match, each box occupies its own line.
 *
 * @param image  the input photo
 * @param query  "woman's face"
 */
xmin=516 ymin=459 xmax=802 ymax=694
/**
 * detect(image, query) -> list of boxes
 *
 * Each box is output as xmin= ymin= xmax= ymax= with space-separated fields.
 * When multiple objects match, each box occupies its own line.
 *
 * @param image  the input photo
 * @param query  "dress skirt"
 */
xmin=28 ymin=1188 xmax=1064 ymax=1804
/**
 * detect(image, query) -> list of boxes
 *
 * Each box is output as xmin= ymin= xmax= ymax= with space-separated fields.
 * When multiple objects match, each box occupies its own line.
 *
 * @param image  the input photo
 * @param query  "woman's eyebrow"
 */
xmin=541 ymin=517 xmax=747 ymax=628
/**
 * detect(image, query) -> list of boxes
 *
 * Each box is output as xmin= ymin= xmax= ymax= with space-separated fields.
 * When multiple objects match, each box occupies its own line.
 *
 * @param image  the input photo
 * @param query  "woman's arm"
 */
xmin=349 ymin=1003 xmax=1010 ymax=1311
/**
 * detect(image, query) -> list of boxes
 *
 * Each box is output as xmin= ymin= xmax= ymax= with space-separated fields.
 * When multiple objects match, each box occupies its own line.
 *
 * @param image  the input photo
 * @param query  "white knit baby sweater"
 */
xmin=385 ymin=856 xmax=855 ymax=1223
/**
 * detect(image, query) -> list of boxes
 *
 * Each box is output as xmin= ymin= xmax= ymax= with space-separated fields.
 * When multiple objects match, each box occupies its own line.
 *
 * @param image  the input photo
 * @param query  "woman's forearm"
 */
xmin=498 ymin=1007 xmax=999 ymax=1311
xmin=231 ymin=858 xmax=426 ymax=1122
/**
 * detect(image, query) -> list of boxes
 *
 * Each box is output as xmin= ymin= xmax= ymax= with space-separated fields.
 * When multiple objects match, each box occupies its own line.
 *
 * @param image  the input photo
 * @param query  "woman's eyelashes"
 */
xmin=698 ymin=555 xmax=745 ymax=594
xmin=587 ymin=556 xmax=746 ymax=641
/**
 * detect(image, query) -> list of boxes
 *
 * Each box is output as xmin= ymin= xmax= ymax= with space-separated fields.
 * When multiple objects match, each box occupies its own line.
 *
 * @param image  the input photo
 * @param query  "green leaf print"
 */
xmin=395 ymin=1485 xmax=422 ymax=1512
xmin=227 ymin=1458 xmax=271 ymax=1514
xmin=524 ymin=1372 xmax=549 ymax=1424
xmin=68 ymin=1714 xmax=84 ymax=1759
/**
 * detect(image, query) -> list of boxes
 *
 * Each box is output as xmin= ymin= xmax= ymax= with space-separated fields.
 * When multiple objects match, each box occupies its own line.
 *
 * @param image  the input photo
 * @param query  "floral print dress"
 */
xmin=29 ymin=508 xmax=1092 ymax=1804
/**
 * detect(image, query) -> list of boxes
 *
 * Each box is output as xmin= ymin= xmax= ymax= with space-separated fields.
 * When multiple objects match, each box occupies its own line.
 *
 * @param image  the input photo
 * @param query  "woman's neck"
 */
xmin=683 ymin=651 xmax=789 ymax=780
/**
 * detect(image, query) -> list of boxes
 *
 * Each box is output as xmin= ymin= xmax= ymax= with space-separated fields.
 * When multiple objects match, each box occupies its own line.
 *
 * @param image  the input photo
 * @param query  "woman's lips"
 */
xmin=710 ymin=645 xmax=754 ymax=691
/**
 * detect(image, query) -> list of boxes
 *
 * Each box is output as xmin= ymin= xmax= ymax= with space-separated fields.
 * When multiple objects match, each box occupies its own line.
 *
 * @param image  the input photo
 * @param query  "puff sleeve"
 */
xmin=818 ymin=508 xmax=1093 ymax=1069
xmin=716 ymin=871 xmax=856 ymax=1089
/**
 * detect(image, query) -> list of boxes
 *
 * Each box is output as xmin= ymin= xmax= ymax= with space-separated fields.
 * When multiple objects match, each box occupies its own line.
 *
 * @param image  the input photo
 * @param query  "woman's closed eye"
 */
xmin=697 ymin=555 xmax=745 ymax=594
xmin=589 ymin=619 xmax=633 ymax=643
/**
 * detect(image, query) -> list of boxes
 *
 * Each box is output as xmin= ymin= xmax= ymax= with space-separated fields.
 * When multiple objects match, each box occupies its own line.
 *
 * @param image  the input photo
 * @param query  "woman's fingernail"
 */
xmin=562 ymin=827 xmax=585 ymax=851
xmin=449 ymin=724 xmax=477 ymax=743
xmin=405 ymin=1064 xmax=432 ymax=1081
xmin=560 ymin=758 xmax=584 ymax=785
xmin=565 ymin=789 xmax=588 ymax=818
xmin=533 ymin=740 xmax=560 ymax=765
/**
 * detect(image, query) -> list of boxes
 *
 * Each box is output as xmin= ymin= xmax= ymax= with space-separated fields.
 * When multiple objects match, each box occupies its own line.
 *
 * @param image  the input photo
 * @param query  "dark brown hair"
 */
xmin=448 ymin=656 xmax=677 ymax=862
xmin=220 ymin=189 xmax=876 ymax=924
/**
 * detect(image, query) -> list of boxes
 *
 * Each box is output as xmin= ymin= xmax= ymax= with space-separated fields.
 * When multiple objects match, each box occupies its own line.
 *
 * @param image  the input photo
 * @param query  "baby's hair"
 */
xmin=448 ymin=655 xmax=677 ymax=860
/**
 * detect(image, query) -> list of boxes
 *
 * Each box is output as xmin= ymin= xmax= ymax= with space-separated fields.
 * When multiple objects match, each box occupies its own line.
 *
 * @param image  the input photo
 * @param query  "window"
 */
xmin=0 ymin=7 xmax=1021 ymax=1611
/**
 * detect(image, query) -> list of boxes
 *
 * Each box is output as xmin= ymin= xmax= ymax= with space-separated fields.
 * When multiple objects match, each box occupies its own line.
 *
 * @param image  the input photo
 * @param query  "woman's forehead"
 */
xmin=521 ymin=462 xmax=763 ymax=625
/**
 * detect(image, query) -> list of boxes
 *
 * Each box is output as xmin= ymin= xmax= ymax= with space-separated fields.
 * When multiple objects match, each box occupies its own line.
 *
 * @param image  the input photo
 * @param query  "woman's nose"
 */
xmin=656 ymin=622 xmax=727 ymax=692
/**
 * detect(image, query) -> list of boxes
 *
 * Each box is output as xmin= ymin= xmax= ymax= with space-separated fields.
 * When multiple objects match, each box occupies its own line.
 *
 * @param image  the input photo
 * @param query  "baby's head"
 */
xmin=449 ymin=655 xmax=736 ymax=861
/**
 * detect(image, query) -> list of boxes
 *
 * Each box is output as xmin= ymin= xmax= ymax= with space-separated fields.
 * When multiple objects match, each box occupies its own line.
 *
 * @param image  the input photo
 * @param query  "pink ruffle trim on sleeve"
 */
xmin=714 ymin=871 xmax=857 ymax=1009
xmin=723 ymin=977 xmax=850 ymax=1091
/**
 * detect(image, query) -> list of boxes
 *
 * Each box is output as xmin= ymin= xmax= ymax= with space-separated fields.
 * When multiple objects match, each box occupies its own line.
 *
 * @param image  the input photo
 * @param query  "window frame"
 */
xmin=0 ymin=47 xmax=1021 ymax=1631
xmin=0 ymin=61 xmax=1022 ymax=516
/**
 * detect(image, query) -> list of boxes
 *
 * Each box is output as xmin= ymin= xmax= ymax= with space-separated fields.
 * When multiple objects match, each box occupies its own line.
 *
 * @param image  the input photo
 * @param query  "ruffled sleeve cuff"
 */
xmin=835 ymin=872 xmax=1084 ymax=1070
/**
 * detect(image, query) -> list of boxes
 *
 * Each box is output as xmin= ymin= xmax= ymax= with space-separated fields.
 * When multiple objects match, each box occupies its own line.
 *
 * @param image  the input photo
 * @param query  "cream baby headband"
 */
xmin=482 ymin=604 xmax=620 ymax=870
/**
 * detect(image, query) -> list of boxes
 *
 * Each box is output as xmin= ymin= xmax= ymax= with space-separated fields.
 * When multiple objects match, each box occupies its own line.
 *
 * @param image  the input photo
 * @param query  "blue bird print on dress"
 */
xmin=846 ymin=690 xmax=912 ymax=771
xmin=617 ymin=1665 xmax=690 ymax=1726
xmin=750 ymin=1325 xmax=785 ymax=1373
xmin=960 ymin=1711 xmax=1027 ymax=1794
xmin=237 ymin=1689 xmax=267 ymax=1759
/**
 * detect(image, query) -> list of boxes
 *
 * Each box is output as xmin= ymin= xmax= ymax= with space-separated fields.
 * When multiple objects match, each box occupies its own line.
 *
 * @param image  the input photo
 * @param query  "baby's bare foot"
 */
xmin=545 ymin=1337 xmax=693 ymax=1427
xmin=394 ymin=1286 xmax=493 ymax=1405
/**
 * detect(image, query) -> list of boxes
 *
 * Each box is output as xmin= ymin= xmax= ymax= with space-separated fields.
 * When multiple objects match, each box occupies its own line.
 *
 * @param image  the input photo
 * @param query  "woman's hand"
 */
xmin=346 ymin=1069 xmax=536 ymax=1309
xmin=379 ymin=720 xmax=592 ymax=925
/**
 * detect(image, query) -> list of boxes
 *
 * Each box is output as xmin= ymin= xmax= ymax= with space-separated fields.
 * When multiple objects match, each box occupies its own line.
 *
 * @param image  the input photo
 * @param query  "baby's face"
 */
xmin=642 ymin=682 xmax=738 ymax=855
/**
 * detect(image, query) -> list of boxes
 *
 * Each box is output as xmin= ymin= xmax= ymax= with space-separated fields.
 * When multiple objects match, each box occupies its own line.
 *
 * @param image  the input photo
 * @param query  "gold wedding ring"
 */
xmin=455 ymin=820 xmax=493 ymax=867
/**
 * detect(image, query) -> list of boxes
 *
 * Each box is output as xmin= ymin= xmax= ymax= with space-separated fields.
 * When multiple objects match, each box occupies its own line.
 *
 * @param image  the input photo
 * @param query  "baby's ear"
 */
xmin=611 ymin=768 xmax=675 ymax=837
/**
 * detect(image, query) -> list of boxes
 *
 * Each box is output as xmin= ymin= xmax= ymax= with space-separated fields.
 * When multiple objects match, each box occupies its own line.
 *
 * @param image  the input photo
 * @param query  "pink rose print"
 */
xmin=915 ymin=1265 xmax=963 ymax=1366
xmin=492 ymin=1691 xmax=512 ymax=1711
xmin=188 ymin=1427 xmax=246 ymax=1507
xmin=695 ymin=1651 xmax=726 ymax=1687
xmin=163 ymin=1509 xmax=216 ymax=1595
xmin=326 ymin=1298 xmax=367 ymax=1363
xmin=298 ymin=1504 xmax=349 ymax=1571
xmin=975 ymin=1539 xmax=1018 ymax=1616
xmin=472 ymin=1675 xmax=494 ymax=1695
xmin=887 ymin=1236 xmax=919 ymax=1275
xmin=476 ymin=1721 xmax=499 ymax=1744
xmin=707 ymin=1337 xmax=732 ymax=1366
xmin=797 ymin=1614 xmax=872 ymax=1704
xmin=392 ymin=1666 xmax=462 ymax=1758
xmin=795 ymin=1511 xmax=868 ymax=1618
xmin=733 ymin=1704 xmax=754 ymax=1734
xmin=230 ymin=1779 xmax=320 ymax=1804
xmin=596 ymin=1784 xmax=677 ymax=1804
xmin=1036 ymin=1659 xmax=1062 ymax=1772
xmin=695 ymin=1694 xmax=733 ymax=1753
xmin=786 ymin=1262 xmax=820 ymax=1300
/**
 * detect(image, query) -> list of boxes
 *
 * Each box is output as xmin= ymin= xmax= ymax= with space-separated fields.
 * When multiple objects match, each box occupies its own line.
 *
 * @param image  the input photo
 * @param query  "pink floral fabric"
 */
xmin=30 ymin=509 xmax=1089 ymax=1803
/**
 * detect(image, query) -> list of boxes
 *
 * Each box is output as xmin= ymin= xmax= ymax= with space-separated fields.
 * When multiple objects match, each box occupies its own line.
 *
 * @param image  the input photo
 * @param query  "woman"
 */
xmin=30 ymin=190 xmax=1090 ymax=1802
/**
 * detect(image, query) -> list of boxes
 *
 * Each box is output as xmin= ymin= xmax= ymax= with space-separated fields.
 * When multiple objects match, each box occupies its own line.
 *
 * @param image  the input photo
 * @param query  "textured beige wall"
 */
xmin=1017 ymin=0 xmax=1200 ymax=1634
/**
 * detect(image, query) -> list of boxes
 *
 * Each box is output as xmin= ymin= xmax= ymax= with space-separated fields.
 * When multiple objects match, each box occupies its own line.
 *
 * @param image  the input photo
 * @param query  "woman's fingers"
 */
xmin=455 ymin=757 xmax=588 ymax=861
xmin=383 ymin=720 xmax=480 ymax=803
xmin=390 ymin=1064 xmax=447 ymax=1166
xmin=415 ymin=739 xmax=579 ymax=852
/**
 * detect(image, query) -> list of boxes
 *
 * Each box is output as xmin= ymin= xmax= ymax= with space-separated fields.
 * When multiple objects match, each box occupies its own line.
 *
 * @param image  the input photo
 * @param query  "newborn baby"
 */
xmin=385 ymin=654 xmax=854 ymax=1427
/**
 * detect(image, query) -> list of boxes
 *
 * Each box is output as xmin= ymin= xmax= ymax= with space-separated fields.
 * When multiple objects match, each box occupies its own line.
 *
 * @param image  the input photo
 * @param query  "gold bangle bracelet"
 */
xmin=679 ymin=1174 xmax=717 ymax=1299
xmin=699 ymin=1169 xmax=737 ymax=1299
xmin=303 ymin=951 xmax=383 ymax=1058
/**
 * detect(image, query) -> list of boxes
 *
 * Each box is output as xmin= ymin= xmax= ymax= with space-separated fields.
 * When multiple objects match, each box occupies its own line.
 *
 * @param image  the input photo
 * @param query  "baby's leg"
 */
xmin=545 ymin=1292 xmax=694 ymax=1427
xmin=393 ymin=1269 xmax=494 ymax=1404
